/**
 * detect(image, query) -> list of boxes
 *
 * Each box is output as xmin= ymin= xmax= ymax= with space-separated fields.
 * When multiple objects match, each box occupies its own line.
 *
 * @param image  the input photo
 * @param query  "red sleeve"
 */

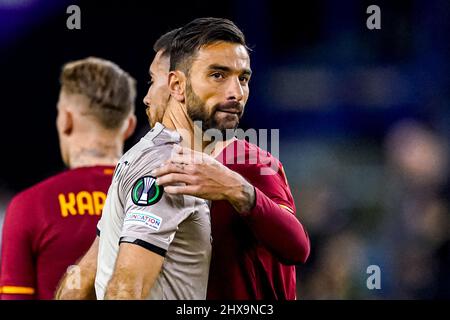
xmin=241 ymin=162 xmax=310 ymax=265
xmin=0 ymin=194 xmax=37 ymax=299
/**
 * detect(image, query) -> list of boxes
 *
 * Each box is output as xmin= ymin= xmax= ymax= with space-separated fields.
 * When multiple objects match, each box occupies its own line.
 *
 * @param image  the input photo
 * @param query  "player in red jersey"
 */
xmin=57 ymin=19 xmax=309 ymax=300
xmin=0 ymin=57 xmax=137 ymax=299
xmin=152 ymin=17 xmax=310 ymax=299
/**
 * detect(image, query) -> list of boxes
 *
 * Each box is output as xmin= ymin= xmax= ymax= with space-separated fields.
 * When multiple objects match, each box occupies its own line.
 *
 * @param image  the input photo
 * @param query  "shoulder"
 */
xmin=9 ymin=170 xmax=70 ymax=204
xmin=125 ymin=142 xmax=176 ymax=179
xmin=117 ymin=140 xmax=179 ymax=195
xmin=6 ymin=166 xmax=111 ymax=209
xmin=4 ymin=170 xmax=67 ymax=223
xmin=122 ymin=133 xmax=176 ymax=169
xmin=224 ymin=140 xmax=282 ymax=175
xmin=220 ymin=140 xmax=294 ymax=195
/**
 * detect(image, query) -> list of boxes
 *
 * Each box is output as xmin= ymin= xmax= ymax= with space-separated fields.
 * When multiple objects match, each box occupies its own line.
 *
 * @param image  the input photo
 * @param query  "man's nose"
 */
xmin=143 ymin=94 xmax=150 ymax=107
xmin=227 ymin=77 xmax=244 ymax=101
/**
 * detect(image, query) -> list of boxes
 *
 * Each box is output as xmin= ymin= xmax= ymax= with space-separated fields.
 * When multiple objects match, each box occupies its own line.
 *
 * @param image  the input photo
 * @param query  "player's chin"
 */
xmin=215 ymin=113 xmax=240 ymax=129
xmin=147 ymin=106 xmax=165 ymax=128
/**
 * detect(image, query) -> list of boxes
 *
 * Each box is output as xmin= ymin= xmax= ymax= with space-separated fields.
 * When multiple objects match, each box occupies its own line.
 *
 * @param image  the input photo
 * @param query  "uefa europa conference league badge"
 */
xmin=131 ymin=176 xmax=164 ymax=206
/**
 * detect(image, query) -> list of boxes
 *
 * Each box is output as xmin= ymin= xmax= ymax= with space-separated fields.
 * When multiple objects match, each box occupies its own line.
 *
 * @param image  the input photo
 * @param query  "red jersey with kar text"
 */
xmin=0 ymin=166 xmax=114 ymax=299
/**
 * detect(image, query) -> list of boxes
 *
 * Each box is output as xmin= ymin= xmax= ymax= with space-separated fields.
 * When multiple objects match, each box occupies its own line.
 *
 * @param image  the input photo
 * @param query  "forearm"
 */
xmin=104 ymin=243 xmax=163 ymax=300
xmin=55 ymin=265 xmax=96 ymax=300
xmin=55 ymin=237 xmax=99 ymax=300
xmin=224 ymin=171 xmax=256 ymax=213
xmin=104 ymin=276 xmax=144 ymax=300
xmin=104 ymin=288 xmax=137 ymax=299
xmin=232 ymin=185 xmax=310 ymax=265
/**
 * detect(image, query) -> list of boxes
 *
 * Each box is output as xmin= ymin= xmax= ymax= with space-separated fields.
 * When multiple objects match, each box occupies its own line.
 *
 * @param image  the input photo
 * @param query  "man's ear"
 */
xmin=61 ymin=108 xmax=73 ymax=136
xmin=168 ymin=70 xmax=186 ymax=103
xmin=122 ymin=114 xmax=137 ymax=141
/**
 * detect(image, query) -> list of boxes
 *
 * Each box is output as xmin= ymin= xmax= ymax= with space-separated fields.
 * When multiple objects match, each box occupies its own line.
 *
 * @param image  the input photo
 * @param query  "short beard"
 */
xmin=185 ymin=79 xmax=240 ymax=140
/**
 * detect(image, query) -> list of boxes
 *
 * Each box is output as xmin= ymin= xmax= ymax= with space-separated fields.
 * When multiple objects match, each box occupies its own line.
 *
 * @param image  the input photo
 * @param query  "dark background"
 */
xmin=1 ymin=0 xmax=449 ymax=299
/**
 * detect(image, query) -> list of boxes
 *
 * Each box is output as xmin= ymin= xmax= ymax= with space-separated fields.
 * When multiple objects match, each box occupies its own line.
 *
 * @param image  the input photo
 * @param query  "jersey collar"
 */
xmin=143 ymin=122 xmax=181 ymax=145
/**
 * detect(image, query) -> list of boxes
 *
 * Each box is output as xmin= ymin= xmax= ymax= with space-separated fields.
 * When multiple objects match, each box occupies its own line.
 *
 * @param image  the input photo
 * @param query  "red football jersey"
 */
xmin=0 ymin=166 xmax=114 ymax=299
xmin=207 ymin=140 xmax=310 ymax=300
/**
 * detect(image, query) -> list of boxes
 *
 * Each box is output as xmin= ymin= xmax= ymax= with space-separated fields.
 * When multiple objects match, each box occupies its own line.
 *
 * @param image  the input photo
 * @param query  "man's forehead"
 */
xmin=193 ymin=42 xmax=250 ymax=71
xmin=149 ymin=58 xmax=155 ymax=75
xmin=149 ymin=50 xmax=169 ymax=74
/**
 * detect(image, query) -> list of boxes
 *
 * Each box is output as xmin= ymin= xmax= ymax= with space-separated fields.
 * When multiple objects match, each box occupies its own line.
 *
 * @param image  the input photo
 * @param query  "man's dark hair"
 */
xmin=170 ymin=17 xmax=249 ymax=72
xmin=153 ymin=28 xmax=182 ymax=57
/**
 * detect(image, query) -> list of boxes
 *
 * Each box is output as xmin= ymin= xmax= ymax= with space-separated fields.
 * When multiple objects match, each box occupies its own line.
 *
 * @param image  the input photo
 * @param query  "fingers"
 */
xmin=171 ymin=145 xmax=209 ymax=163
xmin=155 ymin=173 xmax=193 ymax=187
xmin=151 ymin=163 xmax=185 ymax=177
xmin=164 ymin=185 xmax=199 ymax=196
xmin=169 ymin=149 xmax=216 ymax=165
xmin=169 ymin=152 xmax=203 ymax=165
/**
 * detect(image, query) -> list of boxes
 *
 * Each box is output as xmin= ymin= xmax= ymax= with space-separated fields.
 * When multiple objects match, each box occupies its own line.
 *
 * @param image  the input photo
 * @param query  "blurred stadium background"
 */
xmin=0 ymin=0 xmax=449 ymax=299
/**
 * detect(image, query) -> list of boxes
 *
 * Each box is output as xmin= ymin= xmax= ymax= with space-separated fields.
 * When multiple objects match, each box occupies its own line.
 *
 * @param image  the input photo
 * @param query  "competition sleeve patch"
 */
xmin=131 ymin=176 xmax=163 ymax=206
xmin=124 ymin=211 xmax=163 ymax=231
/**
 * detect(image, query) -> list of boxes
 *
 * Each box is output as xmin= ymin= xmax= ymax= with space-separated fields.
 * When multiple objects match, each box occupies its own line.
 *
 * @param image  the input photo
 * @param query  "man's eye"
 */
xmin=239 ymin=76 xmax=249 ymax=84
xmin=211 ymin=72 xmax=224 ymax=79
xmin=147 ymin=79 xmax=153 ymax=85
